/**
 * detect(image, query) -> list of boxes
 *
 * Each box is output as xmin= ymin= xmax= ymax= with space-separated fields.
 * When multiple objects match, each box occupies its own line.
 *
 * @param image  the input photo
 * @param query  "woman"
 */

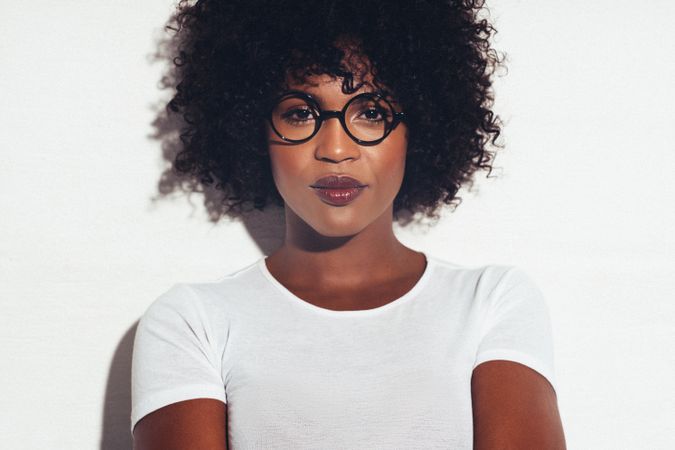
xmin=131 ymin=0 xmax=566 ymax=448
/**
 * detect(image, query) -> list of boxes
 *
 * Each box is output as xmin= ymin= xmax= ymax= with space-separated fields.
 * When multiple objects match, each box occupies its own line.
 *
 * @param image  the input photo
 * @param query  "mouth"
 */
xmin=310 ymin=175 xmax=368 ymax=206
xmin=310 ymin=175 xmax=367 ymax=189
xmin=310 ymin=186 xmax=366 ymax=206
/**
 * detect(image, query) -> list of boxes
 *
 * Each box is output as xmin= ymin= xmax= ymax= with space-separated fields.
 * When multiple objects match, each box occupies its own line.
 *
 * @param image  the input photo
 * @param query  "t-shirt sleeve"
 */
xmin=130 ymin=283 xmax=226 ymax=434
xmin=472 ymin=266 xmax=558 ymax=393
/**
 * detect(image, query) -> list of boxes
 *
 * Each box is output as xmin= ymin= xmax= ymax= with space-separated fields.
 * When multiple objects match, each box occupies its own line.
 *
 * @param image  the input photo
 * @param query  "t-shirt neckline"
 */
xmin=256 ymin=252 xmax=436 ymax=317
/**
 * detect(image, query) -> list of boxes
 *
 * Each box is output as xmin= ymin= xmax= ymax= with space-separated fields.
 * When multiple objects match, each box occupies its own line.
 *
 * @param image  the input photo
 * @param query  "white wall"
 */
xmin=2 ymin=1 xmax=673 ymax=448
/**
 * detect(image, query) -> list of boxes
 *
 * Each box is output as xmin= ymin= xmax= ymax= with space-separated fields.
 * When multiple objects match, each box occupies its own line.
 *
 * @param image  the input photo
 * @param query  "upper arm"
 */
xmin=471 ymin=360 xmax=566 ymax=450
xmin=131 ymin=284 xmax=228 ymax=444
xmin=471 ymin=266 xmax=565 ymax=448
xmin=133 ymin=398 xmax=227 ymax=450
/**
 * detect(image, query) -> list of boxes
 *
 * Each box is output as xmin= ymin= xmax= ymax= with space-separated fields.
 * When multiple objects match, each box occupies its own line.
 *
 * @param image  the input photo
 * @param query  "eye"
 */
xmin=281 ymin=107 xmax=316 ymax=125
xmin=354 ymin=105 xmax=391 ymax=124
xmin=348 ymin=95 xmax=393 ymax=125
xmin=361 ymin=108 xmax=385 ymax=121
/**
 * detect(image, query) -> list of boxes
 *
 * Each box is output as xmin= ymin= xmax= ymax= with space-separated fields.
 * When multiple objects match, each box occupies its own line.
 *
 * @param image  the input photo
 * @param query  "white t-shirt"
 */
xmin=131 ymin=253 xmax=557 ymax=449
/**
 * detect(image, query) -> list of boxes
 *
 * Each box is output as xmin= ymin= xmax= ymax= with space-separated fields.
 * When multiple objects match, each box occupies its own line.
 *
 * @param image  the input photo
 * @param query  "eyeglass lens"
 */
xmin=271 ymin=94 xmax=394 ymax=143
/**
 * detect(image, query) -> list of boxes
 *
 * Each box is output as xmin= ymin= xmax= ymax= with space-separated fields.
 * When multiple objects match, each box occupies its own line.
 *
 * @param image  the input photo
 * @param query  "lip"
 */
xmin=310 ymin=175 xmax=367 ymax=189
xmin=310 ymin=174 xmax=368 ymax=206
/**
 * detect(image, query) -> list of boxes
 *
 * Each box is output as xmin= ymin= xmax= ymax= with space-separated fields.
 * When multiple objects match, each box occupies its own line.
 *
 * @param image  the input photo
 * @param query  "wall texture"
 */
xmin=1 ymin=1 xmax=674 ymax=448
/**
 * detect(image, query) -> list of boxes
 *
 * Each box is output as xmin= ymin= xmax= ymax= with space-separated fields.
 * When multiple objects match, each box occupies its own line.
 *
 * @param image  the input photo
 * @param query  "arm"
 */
xmin=133 ymin=399 xmax=228 ymax=450
xmin=471 ymin=360 xmax=566 ymax=450
xmin=131 ymin=284 xmax=229 ymax=449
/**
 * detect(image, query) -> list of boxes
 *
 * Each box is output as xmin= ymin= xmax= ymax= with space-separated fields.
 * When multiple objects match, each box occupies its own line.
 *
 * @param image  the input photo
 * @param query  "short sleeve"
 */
xmin=130 ymin=283 xmax=226 ymax=434
xmin=472 ymin=267 xmax=558 ymax=393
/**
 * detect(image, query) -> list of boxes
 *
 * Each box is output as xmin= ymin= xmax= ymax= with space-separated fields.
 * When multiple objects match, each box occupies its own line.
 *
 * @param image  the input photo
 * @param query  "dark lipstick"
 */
xmin=310 ymin=175 xmax=367 ymax=206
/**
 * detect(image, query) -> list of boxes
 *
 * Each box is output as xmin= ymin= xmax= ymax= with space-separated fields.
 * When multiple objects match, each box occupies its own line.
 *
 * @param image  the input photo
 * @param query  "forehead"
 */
xmin=285 ymin=74 xmax=378 ymax=99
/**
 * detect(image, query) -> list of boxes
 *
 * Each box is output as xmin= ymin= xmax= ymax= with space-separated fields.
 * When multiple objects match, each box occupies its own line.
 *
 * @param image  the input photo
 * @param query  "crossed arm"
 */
xmin=132 ymin=360 xmax=565 ymax=450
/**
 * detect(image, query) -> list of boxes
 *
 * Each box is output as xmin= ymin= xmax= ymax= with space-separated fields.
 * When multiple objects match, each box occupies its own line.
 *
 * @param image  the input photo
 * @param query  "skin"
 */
xmin=133 ymin=58 xmax=566 ymax=450
xmin=264 ymin=73 xmax=427 ymax=311
xmin=472 ymin=361 xmax=566 ymax=449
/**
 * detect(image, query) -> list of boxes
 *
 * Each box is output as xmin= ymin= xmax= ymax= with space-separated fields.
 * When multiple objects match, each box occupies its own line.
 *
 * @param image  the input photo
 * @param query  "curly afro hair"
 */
xmin=165 ymin=0 xmax=504 ymax=222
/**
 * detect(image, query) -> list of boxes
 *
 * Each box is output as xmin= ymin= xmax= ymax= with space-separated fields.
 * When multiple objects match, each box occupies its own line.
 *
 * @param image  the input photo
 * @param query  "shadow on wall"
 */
xmin=101 ymin=322 xmax=138 ymax=450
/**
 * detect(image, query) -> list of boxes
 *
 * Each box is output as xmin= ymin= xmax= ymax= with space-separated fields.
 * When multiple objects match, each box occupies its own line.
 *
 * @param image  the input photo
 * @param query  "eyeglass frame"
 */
xmin=266 ymin=90 xmax=407 ymax=146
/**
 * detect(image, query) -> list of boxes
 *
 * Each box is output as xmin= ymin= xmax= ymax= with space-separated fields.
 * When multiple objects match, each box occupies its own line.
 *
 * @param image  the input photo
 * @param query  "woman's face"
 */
xmin=266 ymin=73 xmax=408 ymax=238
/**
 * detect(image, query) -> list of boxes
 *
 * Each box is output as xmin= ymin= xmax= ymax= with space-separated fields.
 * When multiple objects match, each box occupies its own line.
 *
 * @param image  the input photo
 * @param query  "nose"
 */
xmin=314 ymin=114 xmax=361 ymax=163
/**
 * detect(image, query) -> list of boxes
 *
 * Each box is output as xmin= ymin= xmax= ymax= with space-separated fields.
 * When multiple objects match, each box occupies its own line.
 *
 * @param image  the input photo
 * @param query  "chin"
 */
xmin=284 ymin=193 xmax=387 ymax=238
xmin=307 ymin=214 xmax=369 ymax=238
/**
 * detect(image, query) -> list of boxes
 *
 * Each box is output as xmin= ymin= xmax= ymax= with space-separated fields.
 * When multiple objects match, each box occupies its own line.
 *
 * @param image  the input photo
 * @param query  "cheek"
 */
xmin=268 ymin=147 xmax=311 ymax=206
xmin=269 ymin=151 xmax=295 ymax=194
xmin=372 ymin=140 xmax=407 ymax=197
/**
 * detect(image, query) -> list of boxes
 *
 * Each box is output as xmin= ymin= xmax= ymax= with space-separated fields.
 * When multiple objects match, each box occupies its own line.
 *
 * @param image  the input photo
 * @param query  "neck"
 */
xmin=269 ymin=203 xmax=415 ymax=287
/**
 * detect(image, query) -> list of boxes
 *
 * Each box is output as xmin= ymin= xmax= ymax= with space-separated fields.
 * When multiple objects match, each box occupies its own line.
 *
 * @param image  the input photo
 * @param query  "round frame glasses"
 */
xmin=267 ymin=90 xmax=406 ymax=146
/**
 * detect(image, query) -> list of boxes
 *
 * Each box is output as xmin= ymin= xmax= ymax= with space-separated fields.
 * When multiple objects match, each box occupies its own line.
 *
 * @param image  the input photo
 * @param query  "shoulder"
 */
xmin=139 ymin=283 xmax=201 ymax=326
xmin=426 ymin=254 xmax=529 ymax=298
xmin=479 ymin=265 xmax=548 ymax=318
xmin=140 ymin=281 xmax=222 ymax=324
xmin=141 ymin=258 xmax=263 ymax=320
xmin=426 ymin=253 xmax=515 ymax=279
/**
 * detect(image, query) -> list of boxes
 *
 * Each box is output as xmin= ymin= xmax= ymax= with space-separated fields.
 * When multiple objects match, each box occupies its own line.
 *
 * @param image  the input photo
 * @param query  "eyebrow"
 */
xmin=287 ymin=88 xmax=394 ymax=105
